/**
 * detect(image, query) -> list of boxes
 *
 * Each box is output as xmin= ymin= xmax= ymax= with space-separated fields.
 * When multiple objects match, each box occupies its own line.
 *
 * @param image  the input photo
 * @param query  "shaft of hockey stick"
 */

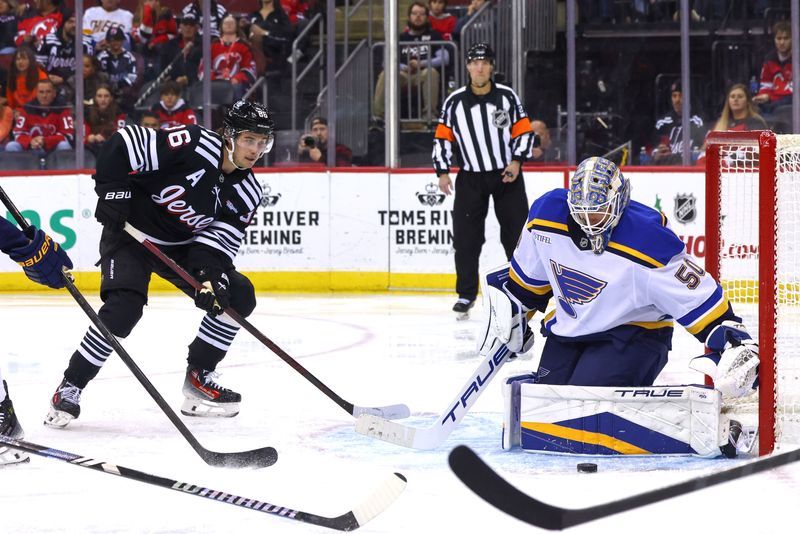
xmin=354 ymin=343 xmax=512 ymax=449
xmin=123 ymin=222 xmax=409 ymax=420
xmin=0 ymin=186 xmax=276 ymax=469
xmin=448 ymin=445 xmax=800 ymax=530
xmin=0 ymin=434 xmax=406 ymax=532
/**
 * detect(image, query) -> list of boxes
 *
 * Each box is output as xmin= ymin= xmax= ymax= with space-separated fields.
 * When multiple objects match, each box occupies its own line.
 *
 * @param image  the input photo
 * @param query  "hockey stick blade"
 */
xmin=124 ymin=223 xmax=409 ymax=421
xmin=0 ymin=435 xmax=405 ymax=531
xmin=448 ymin=445 xmax=800 ymax=530
xmin=355 ymin=344 xmax=511 ymax=449
xmin=0 ymin=186 xmax=276 ymax=469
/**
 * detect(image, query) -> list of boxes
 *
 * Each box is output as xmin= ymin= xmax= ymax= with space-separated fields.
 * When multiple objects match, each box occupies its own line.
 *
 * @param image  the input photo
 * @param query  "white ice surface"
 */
xmin=1 ymin=293 xmax=799 ymax=534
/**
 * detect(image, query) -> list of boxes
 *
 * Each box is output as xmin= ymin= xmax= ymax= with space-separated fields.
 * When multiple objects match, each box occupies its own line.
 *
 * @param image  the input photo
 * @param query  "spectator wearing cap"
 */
xmin=159 ymin=12 xmax=202 ymax=88
xmin=96 ymin=26 xmax=138 ymax=110
xmin=83 ymin=0 xmax=134 ymax=51
xmin=650 ymin=81 xmax=705 ymax=165
xmin=297 ymin=117 xmax=353 ymax=167
xmin=180 ymin=0 xmax=227 ymax=38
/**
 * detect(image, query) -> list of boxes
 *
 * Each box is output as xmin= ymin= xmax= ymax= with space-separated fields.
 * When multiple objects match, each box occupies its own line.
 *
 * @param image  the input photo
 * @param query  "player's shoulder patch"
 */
xmin=525 ymin=188 xmax=570 ymax=236
xmin=607 ymin=200 xmax=685 ymax=268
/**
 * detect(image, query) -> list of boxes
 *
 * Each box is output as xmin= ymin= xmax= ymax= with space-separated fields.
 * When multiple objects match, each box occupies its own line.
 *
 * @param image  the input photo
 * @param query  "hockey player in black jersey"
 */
xmin=46 ymin=100 xmax=275 ymax=427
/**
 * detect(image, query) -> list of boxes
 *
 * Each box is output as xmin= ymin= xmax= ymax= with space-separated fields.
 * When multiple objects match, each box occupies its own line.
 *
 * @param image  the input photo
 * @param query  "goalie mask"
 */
xmin=223 ymin=100 xmax=276 ymax=169
xmin=567 ymin=157 xmax=630 ymax=254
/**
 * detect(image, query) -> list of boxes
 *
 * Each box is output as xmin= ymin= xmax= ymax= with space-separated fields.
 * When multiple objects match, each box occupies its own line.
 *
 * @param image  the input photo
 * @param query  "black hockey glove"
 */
xmin=94 ymin=181 xmax=131 ymax=230
xmin=194 ymin=267 xmax=230 ymax=316
xmin=7 ymin=226 xmax=74 ymax=289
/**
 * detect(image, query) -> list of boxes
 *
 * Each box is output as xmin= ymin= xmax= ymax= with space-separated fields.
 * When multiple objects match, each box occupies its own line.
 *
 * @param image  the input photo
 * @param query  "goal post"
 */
xmin=705 ymin=130 xmax=800 ymax=455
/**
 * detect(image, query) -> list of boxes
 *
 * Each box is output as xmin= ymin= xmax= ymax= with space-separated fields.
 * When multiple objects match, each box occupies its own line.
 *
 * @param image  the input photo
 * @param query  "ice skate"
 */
xmin=0 ymin=381 xmax=29 ymax=466
xmin=452 ymin=298 xmax=475 ymax=321
xmin=45 ymin=378 xmax=82 ymax=428
xmin=181 ymin=366 xmax=241 ymax=417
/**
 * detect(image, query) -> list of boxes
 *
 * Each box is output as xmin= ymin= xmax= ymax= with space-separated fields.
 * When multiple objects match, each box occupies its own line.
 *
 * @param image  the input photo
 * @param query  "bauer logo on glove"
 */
xmin=7 ymin=227 xmax=73 ymax=289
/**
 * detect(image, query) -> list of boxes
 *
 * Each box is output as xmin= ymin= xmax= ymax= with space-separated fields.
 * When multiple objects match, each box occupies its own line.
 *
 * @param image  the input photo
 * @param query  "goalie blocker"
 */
xmin=502 ymin=378 xmax=736 ymax=458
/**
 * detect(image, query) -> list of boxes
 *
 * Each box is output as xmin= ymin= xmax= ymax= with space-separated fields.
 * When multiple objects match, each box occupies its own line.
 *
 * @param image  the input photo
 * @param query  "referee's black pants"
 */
xmin=452 ymin=169 xmax=528 ymax=301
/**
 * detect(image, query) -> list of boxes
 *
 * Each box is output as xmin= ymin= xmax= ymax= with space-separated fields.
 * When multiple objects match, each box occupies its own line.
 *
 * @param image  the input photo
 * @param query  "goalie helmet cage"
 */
xmin=705 ymin=130 xmax=800 ymax=456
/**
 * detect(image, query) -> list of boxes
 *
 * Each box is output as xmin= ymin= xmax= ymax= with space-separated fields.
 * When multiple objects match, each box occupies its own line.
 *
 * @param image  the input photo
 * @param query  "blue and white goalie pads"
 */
xmin=502 ymin=378 xmax=730 ymax=458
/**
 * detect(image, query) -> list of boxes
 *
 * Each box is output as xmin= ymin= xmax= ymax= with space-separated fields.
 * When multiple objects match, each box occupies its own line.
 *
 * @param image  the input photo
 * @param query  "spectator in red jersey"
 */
xmin=297 ymin=116 xmax=353 ymax=167
xmin=85 ymin=83 xmax=126 ymax=155
xmin=711 ymin=84 xmax=768 ymax=132
xmin=428 ymin=0 xmax=455 ymax=40
xmin=5 ymin=45 xmax=47 ymax=110
xmin=133 ymin=0 xmax=176 ymax=82
xmin=753 ymin=21 xmax=792 ymax=114
xmin=150 ymin=79 xmax=196 ymax=128
xmin=5 ymin=78 xmax=72 ymax=153
xmin=198 ymin=14 xmax=256 ymax=101
xmin=138 ymin=109 xmax=159 ymax=128
xmin=248 ymin=0 xmax=293 ymax=73
xmin=15 ymin=0 xmax=67 ymax=47
xmin=0 ymin=0 xmax=18 ymax=54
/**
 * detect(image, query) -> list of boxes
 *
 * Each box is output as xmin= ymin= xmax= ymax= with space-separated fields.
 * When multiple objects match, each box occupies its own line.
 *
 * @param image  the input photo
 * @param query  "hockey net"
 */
xmin=706 ymin=130 xmax=800 ymax=455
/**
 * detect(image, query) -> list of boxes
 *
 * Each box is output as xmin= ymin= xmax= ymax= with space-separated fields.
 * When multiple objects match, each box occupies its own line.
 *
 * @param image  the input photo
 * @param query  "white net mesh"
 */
xmin=716 ymin=135 xmax=800 ymax=450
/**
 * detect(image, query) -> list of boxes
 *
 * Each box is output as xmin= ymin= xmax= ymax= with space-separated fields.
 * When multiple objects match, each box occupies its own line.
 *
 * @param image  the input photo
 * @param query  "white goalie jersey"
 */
xmin=508 ymin=188 xmax=732 ymax=341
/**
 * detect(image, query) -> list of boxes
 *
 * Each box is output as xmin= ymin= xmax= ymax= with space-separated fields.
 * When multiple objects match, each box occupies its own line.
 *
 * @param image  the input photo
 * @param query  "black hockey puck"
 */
xmin=577 ymin=463 xmax=598 ymax=473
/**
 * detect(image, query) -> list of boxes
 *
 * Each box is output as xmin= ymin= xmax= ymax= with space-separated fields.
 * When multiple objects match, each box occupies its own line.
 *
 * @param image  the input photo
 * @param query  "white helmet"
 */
xmin=567 ymin=157 xmax=631 ymax=254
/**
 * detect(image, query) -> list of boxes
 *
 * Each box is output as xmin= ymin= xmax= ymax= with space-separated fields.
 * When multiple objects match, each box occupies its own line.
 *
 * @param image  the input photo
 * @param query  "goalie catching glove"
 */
xmin=690 ymin=320 xmax=759 ymax=399
xmin=477 ymin=264 xmax=535 ymax=357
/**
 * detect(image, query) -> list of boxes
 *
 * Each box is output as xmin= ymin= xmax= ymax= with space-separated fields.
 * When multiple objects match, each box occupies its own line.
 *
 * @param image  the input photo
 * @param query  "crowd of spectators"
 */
xmin=0 ymin=0 xmax=317 ymax=167
xmin=0 ymin=0 xmax=795 ymax=169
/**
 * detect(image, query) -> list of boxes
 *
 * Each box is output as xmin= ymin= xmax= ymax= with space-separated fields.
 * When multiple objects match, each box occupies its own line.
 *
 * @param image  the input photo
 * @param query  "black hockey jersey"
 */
xmin=95 ymin=124 xmax=263 ymax=265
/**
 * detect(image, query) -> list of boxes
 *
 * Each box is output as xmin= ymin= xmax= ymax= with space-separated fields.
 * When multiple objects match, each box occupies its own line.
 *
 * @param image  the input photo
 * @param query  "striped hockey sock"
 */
xmin=196 ymin=314 xmax=240 ymax=352
xmin=76 ymin=326 xmax=114 ymax=367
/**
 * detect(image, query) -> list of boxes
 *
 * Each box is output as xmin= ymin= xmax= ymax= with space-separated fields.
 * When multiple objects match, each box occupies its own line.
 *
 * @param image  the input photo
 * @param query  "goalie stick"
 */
xmin=355 ymin=342 xmax=512 ymax=449
xmin=123 ymin=223 xmax=409 ymax=420
xmin=0 ymin=186 xmax=276 ymax=469
xmin=448 ymin=445 xmax=800 ymax=530
xmin=0 ymin=434 xmax=406 ymax=531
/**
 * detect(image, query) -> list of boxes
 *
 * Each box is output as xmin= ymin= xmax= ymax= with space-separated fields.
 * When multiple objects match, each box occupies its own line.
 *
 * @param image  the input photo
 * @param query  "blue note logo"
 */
xmin=550 ymin=260 xmax=607 ymax=318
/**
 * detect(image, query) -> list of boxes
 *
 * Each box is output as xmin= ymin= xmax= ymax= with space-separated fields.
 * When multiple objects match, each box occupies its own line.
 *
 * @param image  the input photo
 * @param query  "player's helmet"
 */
xmin=223 ymin=100 xmax=275 ymax=145
xmin=567 ymin=157 xmax=631 ymax=254
xmin=465 ymin=42 xmax=495 ymax=64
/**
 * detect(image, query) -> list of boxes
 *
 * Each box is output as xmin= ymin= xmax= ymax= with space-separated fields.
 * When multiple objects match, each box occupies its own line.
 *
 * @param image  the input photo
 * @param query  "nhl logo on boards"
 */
xmin=416 ymin=183 xmax=446 ymax=206
xmin=492 ymin=109 xmax=510 ymax=129
xmin=674 ymin=193 xmax=697 ymax=224
xmin=259 ymin=183 xmax=281 ymax=207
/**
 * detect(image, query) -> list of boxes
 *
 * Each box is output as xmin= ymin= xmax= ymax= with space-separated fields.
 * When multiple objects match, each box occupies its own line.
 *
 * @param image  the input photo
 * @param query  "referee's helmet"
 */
xmin=465 ymin=43 xmax=495 ymax=64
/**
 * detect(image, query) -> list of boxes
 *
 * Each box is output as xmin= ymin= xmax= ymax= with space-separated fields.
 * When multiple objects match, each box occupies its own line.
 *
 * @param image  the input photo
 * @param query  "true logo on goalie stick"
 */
xmin=416 ymin=182 xmax=446 ymax=206
xmin=674 ymin=193 xmax=697 ymax=224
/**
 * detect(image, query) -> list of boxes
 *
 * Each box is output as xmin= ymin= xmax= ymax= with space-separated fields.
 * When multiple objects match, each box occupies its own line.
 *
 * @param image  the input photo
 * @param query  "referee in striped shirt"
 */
xmin=433 ymin=43 xmax=535 ymax=315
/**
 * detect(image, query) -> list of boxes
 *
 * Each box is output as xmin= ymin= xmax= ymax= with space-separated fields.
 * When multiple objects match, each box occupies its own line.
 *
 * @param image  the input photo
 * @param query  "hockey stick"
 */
xmin=354 ymin=342 xmax=512 ymax=449
xmin=0 ymin=434 xmax=406 ymax=531
xmin=448 ymin=444 xmax=800 ymax=530
xmin=0 ymin=186 xmax=277 ymax=469
xmin=123 ymin=222 xmax=409 ymax=420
